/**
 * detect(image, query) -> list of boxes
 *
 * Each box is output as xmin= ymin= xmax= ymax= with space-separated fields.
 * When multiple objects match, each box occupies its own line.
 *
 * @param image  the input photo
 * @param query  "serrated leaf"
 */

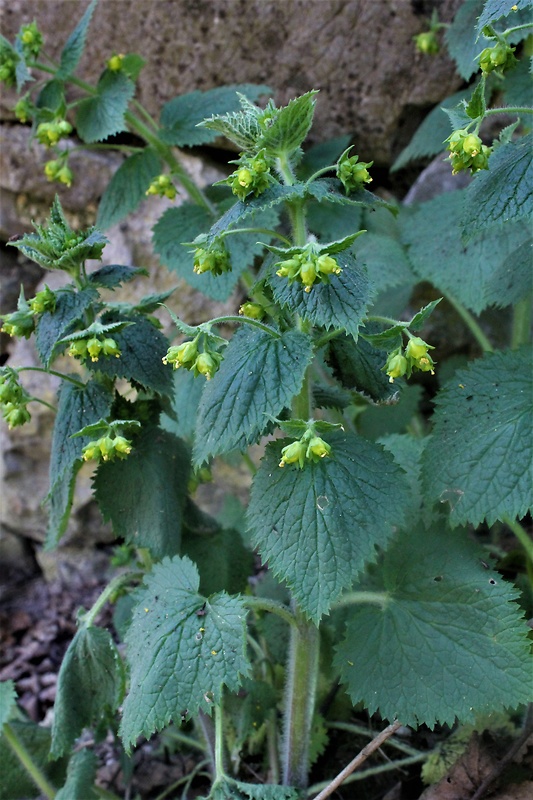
xmin=248 ymin=432 xmax=411 ymax=621
xmin=502 ymin=56 xmax=533 ymax=106
xmin=120 ymin=556 xmax=251 ymax=750
xmin=307 ymin=178 xmax=395 ymax=213
xmin=445 ymin=0 xmax=485 ymax=80
xmin=13 ymin=38 xmax=32 ymax=92
xmin=159 ymin=84 xmax=271 ymax=146
xmin=57 ymin=0 xmax=97 ymax=77
xmin=267 ymin=252 xmax=371 ymax=338
xmin=93 ymin=427 xmax=189 ymax=558
xmin=200 ymin=109 xmax=263 ymax=150
xmin=258 ymin=91 xmax=318 ymax=156
xmin=46 ymin=380 xmax=113 ymax=548
xmin=401 ymin=190 xmax=532 ymax=313
xmin=477 ymin=0 xmax=533 ymax=30
xmin=36 ymin=79 xmax=66 ymax=115
xmin=327 ymin=335 xmax=399 ymax=403
xmin=76 ymin=70 xmax=135 ymax=143
xmin=0 ymin=721 xmax=67 ymax=800
xmin=86 ymin=315 xmax=172 ymax=395
xmin=423 ymin=348 xmax=533 ymax=527
xmin=410 ymin=299 xmax=442 ymax=330
xmin=442 ymin=102 xmax=473 ymax=133
xmin=335 ymin=524 xmax=533 ymax=727
xmin=466 ymin=81 xmax=486 ymax=120
xmin=51 ymin=626 xmax=125 ymax=758
xmin=464 ymin=134 xmax=533 ymax=232
xmin=35 ymin=286 xmax=97 ymax=368
xmin=96 ymin=149 xmax=161 ymax=229
xmin=88 ymin=263 xmax=148 ymax=289
xmin=55 ymin=750 xmax=98 ymax=800
xmin=307 ymin=198 xmax=363 ymax=242
xmin=354 ymin=232 xmax=414 ymax=294
xmin=391 ymin=91 xmax=471 ymax=171
xmin=0 ymin=681 xmax=16 ymax=727
xmin=193 ymin=327 xmax=313 ymax=465
xmin=210 ymin=185 xmax=307 ymax=237
xmin=161 ymin=367 xmax=205 ymax=441
xmin=204 ymin=781 xmax=299 ymax=800
xmin=312 ymin=383 xmax=353 ymax=411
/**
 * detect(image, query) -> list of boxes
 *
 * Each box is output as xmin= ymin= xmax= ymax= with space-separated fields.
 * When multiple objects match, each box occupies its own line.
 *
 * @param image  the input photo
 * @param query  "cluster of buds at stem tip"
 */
xmin=68 ymin=336 xmax=121 ymax=363
xmin=14 ymin=94 xmax=35 ymax=124
xmin=384 ymin=336 xmax=436 ymax=383
xmin=19 ymin=21 xmax=43 ymax=59
xmin=275 ymin=246 xmax=342 ymax=293
xmin=82 ymin=434 xmax=132 ymax=463
xmin=279 ymin=430 xmax=332 ymax=469
xmin=238 ymin=302 xmax=265 ymax=320
xmin=44 ymin=159 xmax=73 ymax=188
xmin=413 ymin=30 xmax=440 ymax=55
xmin=107 ymin=53 xmax=125 ymax=71
xmin=478 ymin=41 xmax=517 ymax=75
xmin=36 ymin=119 xmax=73 ymax=147
xmin=146 ymin=174 xmax=177 ymax=200
xmin=0 ymin=370 xmax=32 ymax=429
xmin=336 ymin=147 xmax=373 ymax=194
xmin=192 ymin=240 xmax=231 ymax=277
xmin=226 ymin=150 xmax=273 ymax=201
xmin=162 ymin=337 xmax=223 ymax=380
xmin=446 ymin=129 xmax=492 ymax=174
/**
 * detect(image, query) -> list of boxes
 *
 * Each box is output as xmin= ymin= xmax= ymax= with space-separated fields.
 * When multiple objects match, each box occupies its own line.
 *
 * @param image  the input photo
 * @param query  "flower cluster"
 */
xmin=478 ymin=42 xmax=517 ymax=75
xmin=44 ymin=159 xmax=73 ymax=187
xmin=19 ymin=21 xmax=43 ymax=60
xmin=279 ymin=430 xmax=332 ymax=469
xmin=384 ymin=336 xmax=435 ymax=383
xmin=82 ymin=433 xmax=132 ymax=463
xmin=68 ymin=336 xmax=121 ymax=363
xmin=336 ymin=148 xmax=373 ymax=194
xmin=193 ymin=241 xmax=231 ymax=276
xmin=36 ymin=119 xmax=73 ymax=147
xmin=0 ymin=369 xmax=32 ymax=429
xmin=275 ymin=247 xmax=341 ymax=293
xmin=446 ymin=130 xmax=491 ymax=174
xmin=239 ymin=302 xmax=265 ymax=321
xmin=14 ymin=94 xmax=34 ymax=124
xmin=1 ymin=286 xmax=56 ymax=339
xmin=146 ymin=174 xmax=177 ymax=200
xmin=162 ymin=337 xmax=223 ymax=380
xmin=414 ymin=30 xmax=440 ymax=55
xmin=226 ymin=150 xmax=273 ymax=201
xmin=107 ymin=53 xmax=125 ymax=71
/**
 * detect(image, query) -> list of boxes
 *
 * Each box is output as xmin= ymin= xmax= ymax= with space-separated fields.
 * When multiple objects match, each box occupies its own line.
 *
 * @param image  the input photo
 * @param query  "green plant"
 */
xmin=1 ymin=1 xmax=532 ymax=798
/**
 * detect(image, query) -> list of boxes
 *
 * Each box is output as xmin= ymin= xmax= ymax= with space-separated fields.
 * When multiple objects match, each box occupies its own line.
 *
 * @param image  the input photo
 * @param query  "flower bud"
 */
xmin=28 ymin=286 xmax=56 ymax=315
xmin=279 ymin=440 xmax=307 ymax=469
xmin=194 ymin=351 xmax=220 ymax=380
xmin=385 ymin=351 xmax=407 ymax=383
xmin=107 ymin=53 xmax=124 ymax=71
xmin=300 ymin=260 xmax=317 ymax=292
xmin=414 ymin=31 xmax=439 ymax=55
xmin=316 ymin=254 xmax=341 ymax=276
xmin=113 ymin=435 xmax=132 ymax=457
xmin=3 ymin=404 xmax=31 ymax=429
xmin=87 ymin=337 xmax=102 ymax=362
xmin=306 ymin=436 xmax=331 ymax=461
xmin=68 ymin=339 xmax=88 ymax=360
xmin=276 ymin=258 xmax=301 ymax=280
xmin=101 ymin=337 xmax=121 ymax=358
xmin=462 ymin=134 xmax=482 ymax=157
xmin=239 ymin=302 xmax=265 ymax=320
xmin=405 ymin=336 xmax=429 ymax=360
xmin=163 ymin=339 xmax=199 ymax=368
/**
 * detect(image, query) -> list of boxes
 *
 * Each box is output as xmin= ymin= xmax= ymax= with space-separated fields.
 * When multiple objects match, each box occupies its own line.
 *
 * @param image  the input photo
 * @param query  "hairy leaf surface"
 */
xmin=55 ymin=750 xmax=98 ymax=800
xmin=51 ymin=626 xmax=124 ymax=757
xmin=267 ymin=251 xmax=371 ymax=338
xmin=327 ymin=335 xmax=398 ymax=403
xmin=76 ymin=70 xmax=134 ymax=143
xmin=477 ymin=0 xmax=533 ymax=30
xmin=193 ymin=327 xmax=313 ymax=465
xmin=423 ymin=348 xmax=533 ymax=526
xmin=401 ymin=190 xmax=532 ymax=312
xmin=335 ymin=525 xmax=533 ymax=727
xmin=120 ymin=556 xmax=250 ymax=750
xmin=248 ymin=432 xmax=411 ymax=620
xmin=96 ymin=149 xmax=161 ymax=229
xmin=36 ymin=287 xmax=97 ymax=368
xmin=94 ymin=427 xmax=189 ymax=558
xmin=57 ymin=0 xmax=97 ymax=77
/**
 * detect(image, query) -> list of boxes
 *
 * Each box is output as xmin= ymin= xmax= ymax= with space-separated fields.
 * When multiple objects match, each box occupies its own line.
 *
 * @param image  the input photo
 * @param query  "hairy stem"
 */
xmin=2 ymin=722 xmax=57 ymax=799
xmin=82 ymin=571 xmax=142 ymax=628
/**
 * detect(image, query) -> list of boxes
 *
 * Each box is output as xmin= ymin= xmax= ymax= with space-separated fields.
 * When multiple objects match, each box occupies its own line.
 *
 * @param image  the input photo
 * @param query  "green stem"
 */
xmin=331 ymin=591 xmax=390 ymax=610
xmin=214 ymin=704 xmax=227 ymax=783
xmin=444 ymin=292 xmax=494 ymax=352
xmin=484 ymin=106 xmax=533 ymax=116
xmin=242 ymin=451 xmax=258 ymax=475
xmin=502 ymin=23 xmax=533 ymax=35
xmin=27 ymin=396 xmax=57 ymax=412
xmin=81 ymin=571 xmax=142 ymax=627
xmin=305 ymin=165 xmax=337 ymax=185
xmin=163 ymin=729 xmax=206 ymax=753
xmin=282 ymin=606 xmax=320 ymax=787
xmin=326 ymin=722 xmax=422 ymax=757
xmin=511 ymin=295 xmax=532 ymax=349
xmin=2 ymin=722 xmax=56 ymax=799
xmin=242 ymin=596 xmax=297 ymax=629
xmin=18 ymin=367 xmax=86 ymax=388
xmin=220 ymin=227 xmax=292 ymax=246
xmin=314 ymin=328 xmax=345 ymax=349
xmin=206 ymin=315 xmax=282 ymax=338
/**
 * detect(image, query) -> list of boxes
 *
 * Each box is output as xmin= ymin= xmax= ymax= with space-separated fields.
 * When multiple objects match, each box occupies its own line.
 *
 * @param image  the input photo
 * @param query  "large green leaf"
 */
xmin=76 ymin=70 xmax=135 ymax=143
xmin=193 ymin=327 xmax=313 ymax=466
xmin=46 ymin=380 xmax=113 ymax=547
xmin=401 ymin=190 xmax=532 ymax=313
xmin=356 ymin=232 xmax=414 ymax=293
xmin=35 ymin=286 xmax=98 ymax=368
xmin=96 ymin=149 xmax=161 ymax=230
xmin=248 ymin=432 xmax=411 ymax=621
xmin=464 ymin=134 xmax=533 ymax=233
xmin=423 ymin=348 xmax=533 ymax=527
xmin=267 ymin=251 xmax=371 ymax=338
xmin=335 ymin=524 xmax=533 ymax=727
xmin=56 ymin=750 xmax=98 ymax=800
xmin=327 ymin=334 xmax=398 ymax=404
xmin=120 ymin=556 xmax=250 ymax=750
xmin=93 ymin=427 xmax=190 ymax=558
xmin=86 ymin=315 xmax=172 ymax=395
xmin=57 ymin=0 xmax=97 ymax=78
xmin=181 ymin=525 xmax=253 ymax=596
xmin=258 ymin=91 xmax=318 ymax=156
xmin=51 ymin=626 xmax=124 ymax=758
xmin=477 ymin=0 xmax=533 ymax=30
xmin=445 ymin=0 xmax=485 ymax=80
xmin=159 ymin=84 xmax=271 ymax=146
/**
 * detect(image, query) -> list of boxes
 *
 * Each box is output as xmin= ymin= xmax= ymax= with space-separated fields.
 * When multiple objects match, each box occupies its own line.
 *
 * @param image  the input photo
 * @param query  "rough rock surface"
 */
xmin=1 ymin=0 xmax=464 ymax=163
